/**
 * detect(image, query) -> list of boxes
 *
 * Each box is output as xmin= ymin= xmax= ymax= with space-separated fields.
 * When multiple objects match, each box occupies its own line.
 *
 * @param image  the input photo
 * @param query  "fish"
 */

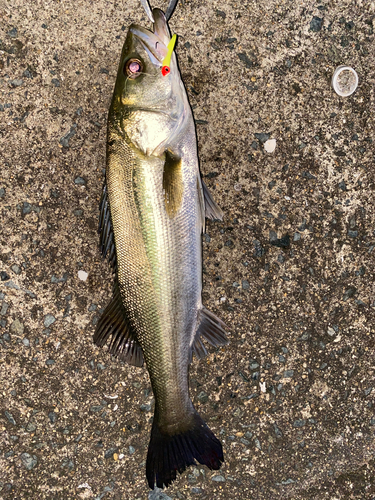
xmin=94 ymin=4 xmax=228 ymax=490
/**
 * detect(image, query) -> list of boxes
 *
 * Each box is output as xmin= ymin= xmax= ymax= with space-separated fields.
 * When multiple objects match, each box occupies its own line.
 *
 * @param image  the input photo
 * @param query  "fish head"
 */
xmin=112 ymin=9 xmax=184 ymax=116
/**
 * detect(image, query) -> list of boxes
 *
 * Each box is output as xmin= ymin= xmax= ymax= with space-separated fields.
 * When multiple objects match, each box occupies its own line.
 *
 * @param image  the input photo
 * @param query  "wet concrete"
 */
xmin=1 ymin=1 xmax=375 ymax=498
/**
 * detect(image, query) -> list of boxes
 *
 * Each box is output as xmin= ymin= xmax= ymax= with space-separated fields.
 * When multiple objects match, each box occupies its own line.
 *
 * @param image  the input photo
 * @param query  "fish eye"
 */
xmin=124 ymin=58 xmax=143 ymax=79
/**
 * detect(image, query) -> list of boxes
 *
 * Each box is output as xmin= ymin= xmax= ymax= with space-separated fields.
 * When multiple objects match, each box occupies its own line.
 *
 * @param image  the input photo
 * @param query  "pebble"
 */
xmin=11 ymin=264 xmax=21 ymax=275
xmin=242 ymin=280 xmax=250 ymax=290
xmin=254 ymin=132 xmax=270 ymax=143
xmin=104 ymin=447 xmax=119 ymax=459
xmin=22 ymin=202 xmax=32 ymax=215
xmin=10 ymin=79 xmax=24 ymax=87
xmin=283 ymin=370 xmax=294 ymax=378
xmin=5 ymin=411 xmax=16 ymax=425
xmin=191 ymin=488 xmax=204 ymax=494
xmin=43 ymin=314 xmax=56 ymax=327
xmin=22 ymin=338 xmax=30 ymax=347
xmin=274 ymin=423 xmax=283 ymax=437
xmin=51 ymin=273 xmax=68 ymax=283
xmin=211 ymin=474 xmax=225 ymax=482
xmin=26 ymin=422 xmax=37 ymax=432
xmin=310 ymin=16 xmax=323 ymax=32
xmin=48 ymin=411 xmax=57 ymax=423
xmin=1 ymin=271 xmax=10 ymax=281
xmin=74 ymin=176 xmax=86 ymax=185
xmin=264 ymin=138 xmax=277 ymax=153
xmin=148 ymin=487 xmax=173 ymax=500
xmin=59 ymin=124 xmax=77 ymax=148
xmin=5 ymin=281 xmax=20 ymax=290
xmin=0 ymin=302 xmax=9 ymax=315
xmin=129 ymin=445 xmax=135 ymax=455
xmin=10 ymin=319 xmax=24 ymax=335
xmin=46 ymin=359 xmax=55 ymax=365
xmin=20 ymin=453 xmax=38 ymax=470
xmin=197 ymin=391 xmax=208 ymax=403
xmin=78 ymin=270 xmax=88 ymax=281
xmin=293 ymin=419 xmax=306 ymax=427
xmin=8 ymin=27 xmax=18 ymax=38
xmin=343 ymin=287 xmax=357 ymax=301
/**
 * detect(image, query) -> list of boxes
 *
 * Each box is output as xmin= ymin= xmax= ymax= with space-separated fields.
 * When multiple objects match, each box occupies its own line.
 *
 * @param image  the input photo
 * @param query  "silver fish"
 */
xmin=94 ymin=4 xmax=228 ymax=489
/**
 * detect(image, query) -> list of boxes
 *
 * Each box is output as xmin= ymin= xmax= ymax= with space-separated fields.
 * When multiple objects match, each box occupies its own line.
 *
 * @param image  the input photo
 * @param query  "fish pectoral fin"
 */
xmin=202 ymin=179 xmax=224 ymax=221
xmin=163 ymin=149 xmax=183 ymax=218
xmin=99 ymin=182 xmax=117 ymax=272
xmin=93 ymin=282 xmax=144 ymax=367
xmin=191 ymin=307 xmax=229 ymax=361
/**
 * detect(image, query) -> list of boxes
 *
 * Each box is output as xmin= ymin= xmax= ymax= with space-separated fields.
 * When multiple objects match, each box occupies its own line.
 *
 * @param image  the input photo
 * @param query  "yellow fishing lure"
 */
xmin=161 ymin=34 xmax=177 ymax=75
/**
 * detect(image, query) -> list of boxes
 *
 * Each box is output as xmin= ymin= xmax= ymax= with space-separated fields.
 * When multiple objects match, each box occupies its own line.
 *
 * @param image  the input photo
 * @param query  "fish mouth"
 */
xmin=130 ymin=9 xmax=171 ymax=66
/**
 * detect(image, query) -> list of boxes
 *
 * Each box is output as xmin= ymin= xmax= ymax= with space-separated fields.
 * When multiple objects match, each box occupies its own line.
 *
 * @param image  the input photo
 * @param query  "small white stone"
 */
xmin=78 ymin=270 xmax=88 ymax=281
xmin=259 ymin=382 xmax=266 ymax=393
xmin=264 ymin=138 xmax=277 ymax=153
xmin=78 ymin=483 xmax=91 ymax=489
xmin=118 ymin=453 xmax=125 ymax=460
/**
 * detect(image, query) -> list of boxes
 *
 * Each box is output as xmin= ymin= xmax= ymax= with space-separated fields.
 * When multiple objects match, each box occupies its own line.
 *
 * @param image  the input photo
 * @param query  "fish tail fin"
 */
xmin=146 ymin=409 xmax=224 ymax=489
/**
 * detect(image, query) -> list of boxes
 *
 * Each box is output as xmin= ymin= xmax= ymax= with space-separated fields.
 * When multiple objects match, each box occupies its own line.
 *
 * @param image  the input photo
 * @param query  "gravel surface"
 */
xmin=1 ymin=1 xmax=375 ymax=499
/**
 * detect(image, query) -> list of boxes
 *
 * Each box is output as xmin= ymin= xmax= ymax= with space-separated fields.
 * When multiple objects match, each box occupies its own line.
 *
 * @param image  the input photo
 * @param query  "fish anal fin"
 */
xmin=93 ymin=282 xmax=144 ymax=367
xmin=191 ymin=307 xmax=228 ymax=360
xmin=99 ymin=182 xmax=117 ymax=272
xmin=202 ymin=179 xmax=223 ymax=221
xmin=163 ymin=150 xmax=183 ymax=218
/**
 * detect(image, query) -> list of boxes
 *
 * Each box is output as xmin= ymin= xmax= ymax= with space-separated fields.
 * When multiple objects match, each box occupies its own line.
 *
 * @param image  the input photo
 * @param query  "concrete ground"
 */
xmin=1 ymin=0 xmax=375 ymax=498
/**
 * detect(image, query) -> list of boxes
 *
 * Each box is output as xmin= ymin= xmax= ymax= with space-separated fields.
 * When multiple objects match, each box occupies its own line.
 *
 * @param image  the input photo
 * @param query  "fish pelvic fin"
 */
xmin=93 ymin=281 xmax=144 ymax=367
xmin=146 ymin=408 xmax=224 ymax=489
xmin=191 ymin=307 xmax=229 ymax=361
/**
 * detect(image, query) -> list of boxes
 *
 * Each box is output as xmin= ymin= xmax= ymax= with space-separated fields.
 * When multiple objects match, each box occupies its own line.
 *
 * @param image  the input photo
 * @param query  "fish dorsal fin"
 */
xmin=191 ymin=307 xmax=229 ymax=361
xmin=93 ymin=282 xmax=144 ymax=367
xmin=163 ymin=150 xmax=183 ymax=218
xmin=98 ymin=182 xmax=117 ymax=272
xmin=202 ymin=179 xmax=224 ymax=221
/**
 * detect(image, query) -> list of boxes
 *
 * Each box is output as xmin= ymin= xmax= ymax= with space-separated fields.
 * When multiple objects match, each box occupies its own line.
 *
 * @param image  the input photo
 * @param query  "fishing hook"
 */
xmin=140 ymin=0 xmax=179 ymax=23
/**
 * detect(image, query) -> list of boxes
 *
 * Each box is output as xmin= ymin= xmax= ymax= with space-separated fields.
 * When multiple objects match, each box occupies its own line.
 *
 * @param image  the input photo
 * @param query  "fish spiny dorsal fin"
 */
xmin=99 ymin=182 xmax=117 ymax=272
xmin=163 ymin=150 xmax=183 ymax=218
xmin=93 ymin=282 xmax=144 ymax=367
xmin=191 ymin=307 xmax=228 ymax=361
